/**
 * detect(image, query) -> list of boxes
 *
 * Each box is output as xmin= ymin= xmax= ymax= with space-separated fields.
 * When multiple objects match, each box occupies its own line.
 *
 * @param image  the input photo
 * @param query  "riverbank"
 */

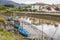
xmin=0 ymin=28 xmax=23 ymax=40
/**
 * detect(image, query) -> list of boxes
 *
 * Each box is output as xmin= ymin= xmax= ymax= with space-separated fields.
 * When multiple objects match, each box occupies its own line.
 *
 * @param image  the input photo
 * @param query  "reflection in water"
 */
xmin=19 ymin=16 xmax=60 ymax=40
xmin=36 ymin=24 xmax=59 ymax=39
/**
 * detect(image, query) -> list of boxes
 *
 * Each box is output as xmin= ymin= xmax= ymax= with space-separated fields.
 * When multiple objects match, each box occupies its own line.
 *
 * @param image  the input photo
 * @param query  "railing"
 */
xmin=19 ymin=19 xmax=54 ymax=40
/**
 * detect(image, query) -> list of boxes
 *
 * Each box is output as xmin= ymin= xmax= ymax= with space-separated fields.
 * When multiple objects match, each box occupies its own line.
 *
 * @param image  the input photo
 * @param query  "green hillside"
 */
xmin=0 ymin=28 xmax=23 ymax=40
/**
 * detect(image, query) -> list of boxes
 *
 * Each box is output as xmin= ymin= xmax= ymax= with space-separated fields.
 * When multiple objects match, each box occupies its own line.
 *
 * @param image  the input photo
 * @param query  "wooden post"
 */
xmin=39 ymin=19 xmax=40 ymax=25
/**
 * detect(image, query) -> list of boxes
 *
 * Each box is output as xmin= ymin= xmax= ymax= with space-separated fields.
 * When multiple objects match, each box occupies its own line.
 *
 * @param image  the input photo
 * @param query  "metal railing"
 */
xmin=19 ymin=19 xmax=53 ymax=40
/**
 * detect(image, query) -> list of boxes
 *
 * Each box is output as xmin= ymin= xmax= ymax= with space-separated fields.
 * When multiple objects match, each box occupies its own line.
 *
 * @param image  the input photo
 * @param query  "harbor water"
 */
xmin=18 ymin=16 xmax=60 ymax=40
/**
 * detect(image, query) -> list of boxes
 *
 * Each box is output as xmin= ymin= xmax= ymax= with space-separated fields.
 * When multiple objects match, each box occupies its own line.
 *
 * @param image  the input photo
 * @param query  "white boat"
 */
xmin=18 ymin=17 xmax=32 ymax=24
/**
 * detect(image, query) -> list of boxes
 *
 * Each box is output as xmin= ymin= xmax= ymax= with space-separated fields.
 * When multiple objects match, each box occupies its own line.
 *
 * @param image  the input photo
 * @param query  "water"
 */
xmin=31 ymin=19 xmax=60 ymax=40
xmin=18 ymin=17 xmax=60 ymax=40
xmin=36 ymin=24 xmax=60 ymax=39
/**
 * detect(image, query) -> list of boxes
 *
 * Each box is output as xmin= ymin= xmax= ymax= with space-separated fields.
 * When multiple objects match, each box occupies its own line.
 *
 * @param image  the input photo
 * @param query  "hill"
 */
xmin=0 ymin=0 xmax=20 ymax=7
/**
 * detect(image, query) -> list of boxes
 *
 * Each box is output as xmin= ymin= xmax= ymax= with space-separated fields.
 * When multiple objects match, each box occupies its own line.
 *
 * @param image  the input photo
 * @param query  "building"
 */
xmin=31 ymin=2 xmax=48 ymax=11
xmin=44 ymin=5 xmax=60 ymax=11
xmin=31 ymin=2 xmax=60 ymax=12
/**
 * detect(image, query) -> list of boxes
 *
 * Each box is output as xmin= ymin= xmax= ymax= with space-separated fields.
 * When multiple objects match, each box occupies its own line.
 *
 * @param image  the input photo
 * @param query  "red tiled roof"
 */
xmin=36 ymin=2 xmax=45 ymax=4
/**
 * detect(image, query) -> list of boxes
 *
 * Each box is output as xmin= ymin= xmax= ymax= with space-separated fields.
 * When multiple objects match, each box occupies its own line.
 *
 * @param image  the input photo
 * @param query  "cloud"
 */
xmin=11 ymin=0 xmax=60 ymax=4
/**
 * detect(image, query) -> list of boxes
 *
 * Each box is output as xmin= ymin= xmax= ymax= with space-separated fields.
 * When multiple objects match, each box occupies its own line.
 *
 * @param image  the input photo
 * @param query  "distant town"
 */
xmin=31 ymin=2 xmax=60 ymax=12
xmin=0 ymin=1 xmax=60 ymax=13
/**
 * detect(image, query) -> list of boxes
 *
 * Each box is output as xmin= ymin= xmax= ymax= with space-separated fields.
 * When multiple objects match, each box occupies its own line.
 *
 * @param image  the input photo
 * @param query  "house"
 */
xmin=42 ymin=4 xmax=60 ymax=11
xmin=31 ymin=2 xmax=48 ymax=11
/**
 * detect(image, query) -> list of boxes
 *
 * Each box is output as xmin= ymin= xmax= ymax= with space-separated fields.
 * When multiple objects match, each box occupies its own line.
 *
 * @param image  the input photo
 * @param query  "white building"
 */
xmin=31 ymin=2 xmax=48 ymax=11
xmin=31 ymin=5 xmax=40 ymax=11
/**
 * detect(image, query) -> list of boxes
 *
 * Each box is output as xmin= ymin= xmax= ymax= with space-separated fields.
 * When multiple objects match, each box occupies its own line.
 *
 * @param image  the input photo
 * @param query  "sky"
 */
xmin=11 ymin=0 xmax=60 ymax=4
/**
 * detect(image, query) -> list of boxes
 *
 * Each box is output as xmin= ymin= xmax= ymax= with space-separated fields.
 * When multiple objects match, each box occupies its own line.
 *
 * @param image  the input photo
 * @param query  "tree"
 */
xmin=5 ymin=8 xmax=17 ymax=13
xmin=16 ymin=6 xmax=23 ymax=11
xmin=4 ymin=4 xmax=14 ymax=8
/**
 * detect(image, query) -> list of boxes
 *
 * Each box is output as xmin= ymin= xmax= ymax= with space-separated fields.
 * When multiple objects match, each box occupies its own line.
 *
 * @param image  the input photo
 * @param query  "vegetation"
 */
xmin=0 ymin=5 xmax=37 ymax=13
xmin=4 ymin=4 xmax=14 ymax=8
xmin=0 ymin=28 xmax=23 ymax=40
xmin=0 ymin=5 xmax=7 ymax=12
xmin=0 ymin=17 xmax=5 ymax=23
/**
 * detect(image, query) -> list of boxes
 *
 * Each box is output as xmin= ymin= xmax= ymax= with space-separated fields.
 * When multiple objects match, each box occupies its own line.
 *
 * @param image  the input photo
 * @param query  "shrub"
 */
xmin=0 ymin=17 xmax=5 ymax=23
xmin=0 ymin=28 xmax=4 ymax=31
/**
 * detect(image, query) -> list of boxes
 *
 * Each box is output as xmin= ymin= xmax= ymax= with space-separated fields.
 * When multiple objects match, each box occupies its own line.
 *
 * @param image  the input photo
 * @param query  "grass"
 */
xmin=0 ymin=28 xmax=23 ymax=40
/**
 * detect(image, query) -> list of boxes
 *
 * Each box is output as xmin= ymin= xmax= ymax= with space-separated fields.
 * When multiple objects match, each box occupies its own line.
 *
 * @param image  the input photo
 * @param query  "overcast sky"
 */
xmin=11 ymin=0 xmax=60 ymax=4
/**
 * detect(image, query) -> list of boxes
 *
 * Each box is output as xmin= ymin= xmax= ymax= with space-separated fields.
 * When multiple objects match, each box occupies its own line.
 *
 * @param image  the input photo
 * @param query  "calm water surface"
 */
xmin=19 ymin=16 xmax=60 ymax=40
